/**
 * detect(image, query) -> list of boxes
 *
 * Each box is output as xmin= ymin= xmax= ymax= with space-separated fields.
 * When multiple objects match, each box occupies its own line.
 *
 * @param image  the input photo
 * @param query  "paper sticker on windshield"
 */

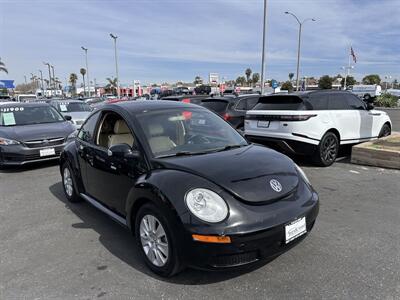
xmin=59 ymin=104 xmax=68 ymax=112
xmin=2 ymin=112 xmax=16 ymax=125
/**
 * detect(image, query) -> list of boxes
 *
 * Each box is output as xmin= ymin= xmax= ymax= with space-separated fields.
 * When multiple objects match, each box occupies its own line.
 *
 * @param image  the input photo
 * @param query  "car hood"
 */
xmin=61 ymin=111 xmax=90 ymax=121
xmin=154 ymin=144 xmax=299 ymax=204
xmin=0 ymin=121 xmax=75 ymax=142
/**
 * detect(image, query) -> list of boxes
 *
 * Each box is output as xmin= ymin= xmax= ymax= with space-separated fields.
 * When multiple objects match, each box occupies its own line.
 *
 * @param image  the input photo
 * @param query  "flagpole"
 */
xmin=343 ymin=46 xmax=352 ymax=89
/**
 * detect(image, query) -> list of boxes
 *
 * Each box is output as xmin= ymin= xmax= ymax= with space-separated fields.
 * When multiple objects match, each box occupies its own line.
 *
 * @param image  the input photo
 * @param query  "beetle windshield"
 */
xmin=136 ymin=107 xmax=248 ymax=157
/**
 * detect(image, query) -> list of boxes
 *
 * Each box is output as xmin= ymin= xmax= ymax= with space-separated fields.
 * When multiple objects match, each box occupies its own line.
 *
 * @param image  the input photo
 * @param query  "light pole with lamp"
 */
xmin=285 ymin=11 xmax=316 ymax=91
xmin=81 ymin=46 xmax=90 ymax=97
xmin=110 ymin=33 xmax=120 ymax=98
xmin=38 ymin=70 xmax=44 ymax=97
xmin=50 ymin=65 xmax=56 ymax=96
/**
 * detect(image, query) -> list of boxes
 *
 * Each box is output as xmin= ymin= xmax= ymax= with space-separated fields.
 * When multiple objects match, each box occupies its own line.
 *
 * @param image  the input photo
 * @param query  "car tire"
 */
xmin=313 ymin=132 xmax=339 ymax=167
xmin=364 ymin=94 xmax=371 ymax=101
xmin=378 ymin=123 xmax=391 ymax=138
xmin=61 ymin=162 xmax=82 ymax=203
xmin=135 ymin=202 xmax=184 ymax=277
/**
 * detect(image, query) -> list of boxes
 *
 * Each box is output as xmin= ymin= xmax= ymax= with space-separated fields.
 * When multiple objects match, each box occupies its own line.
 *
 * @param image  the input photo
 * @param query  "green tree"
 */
xmin=281 ymin=81 xmax=294 ymax=92
xmin=362 ymin=74 xmax=381 ymax=85
xmin=69 ymin=73 xmax=78 ymax=96
xmin=193 ymin=76 xmax=203 ymax=85
xmin=236 ymin=76 xmax=246 ymax=86
xmin=341 ymin=76 xmax=356 ymax=88
xmin=252 ymin=73 xmax=260 ymax=86
xmin=288 ymin=72 xmax=294 ymax=81
xmin=245 ymin=68 xmax=252 ymax=86
xmin=106 ymin=77 xmax=118 ymax=95
xmin=318 ymin=75 xmax=333 ymax=89
xmin=0 ymin=57 xmax=8 ymax=74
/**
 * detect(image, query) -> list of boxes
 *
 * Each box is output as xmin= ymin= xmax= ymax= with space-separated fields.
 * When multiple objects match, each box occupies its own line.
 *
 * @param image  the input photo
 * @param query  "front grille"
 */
xmin=23 ymin=137 xmax=65 ymax=148
xmin=210 ymin=251 xmax=259 ymax=267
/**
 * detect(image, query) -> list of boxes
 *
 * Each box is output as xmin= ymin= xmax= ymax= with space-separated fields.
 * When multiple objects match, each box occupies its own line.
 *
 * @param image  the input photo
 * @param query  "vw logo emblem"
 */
xmin=269 ymin=179 xmax=282 ymax=192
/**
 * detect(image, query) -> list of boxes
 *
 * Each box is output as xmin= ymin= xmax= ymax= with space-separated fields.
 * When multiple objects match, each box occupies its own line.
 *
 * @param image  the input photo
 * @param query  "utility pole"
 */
xmin=260 ymin=0 xmax=268 ymax=95
xmin=24 ymin=75 xmax=27 ymax=84
xmin=51 ymin=65 xmax=56 ymax=96
xmin=110 ymin=33 xmax=120 ymax=98
xmin=285 ymin=12 xmax=316 ymax=91
xmin=81 ymin=46 xmax=90 ymax=97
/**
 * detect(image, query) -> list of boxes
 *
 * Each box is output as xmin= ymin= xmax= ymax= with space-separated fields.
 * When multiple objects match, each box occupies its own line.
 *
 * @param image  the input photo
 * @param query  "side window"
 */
xmin=328 ymin=94 xmax=350 ymax=110
xmin=246 ymin=97 xmax=260 ymax=110
xmin=235 ymin=99 xmax=247 ymax=110
xmin=96 ymin=112 xmax=135 ymax=149
xmin=77 ymin=112 xmax=100 ymax=143
xmin=346 ymin=94 xmax=365 ymax=110
xmin=308 ymin=94 xmax=329 ymax=110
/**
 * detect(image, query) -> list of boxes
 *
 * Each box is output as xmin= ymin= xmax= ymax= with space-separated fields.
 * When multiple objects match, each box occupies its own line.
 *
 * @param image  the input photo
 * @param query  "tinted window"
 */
xmin=328 ymin=94 xmax=350 ymax=110
xmin=235 ymin=99 xmax=247 ymax=110
xmin=78 ymin=112 xmax=100 ymax=143
xmin=346 ymin=94 xmax=365 ymax=110
xmin=57 ymin=102 xmax=92 ymax=112
xmin=254 ymin=96 xmax=306 ymax=110
xmin=246 ymin=96 xmax=260 ymax=109
xmin=200 ymin=100 xmax=229 ymax=113
xmin=308 ymin=94 xmax=329 ymax=110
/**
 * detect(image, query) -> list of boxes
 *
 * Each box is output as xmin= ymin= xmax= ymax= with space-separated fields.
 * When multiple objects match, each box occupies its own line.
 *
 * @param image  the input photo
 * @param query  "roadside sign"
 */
xmin=271 ymin=80 xmax=279 ymax=89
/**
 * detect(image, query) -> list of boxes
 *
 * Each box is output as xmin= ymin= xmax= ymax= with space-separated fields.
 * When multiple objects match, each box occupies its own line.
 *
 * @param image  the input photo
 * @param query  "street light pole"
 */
xmin=110 ymin=33 xmax=120 ymax=98
xmin=39 ymin=70 xmax=44 ymax=97
xmin=51 ymin=65 xmax=56 ymax=96
xmin=260 ymin=0 xmax=268 ymax=95
xmin=43 ymin=62 xmax=51 ymax=96
xmin=285 ymin=12 xmax=315 ymax=91
xmin=81 ymin=46 xmax=90 ymax=97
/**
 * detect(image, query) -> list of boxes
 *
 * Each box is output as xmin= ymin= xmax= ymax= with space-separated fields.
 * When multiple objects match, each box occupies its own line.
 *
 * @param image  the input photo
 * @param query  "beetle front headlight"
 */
xmin=0 ymin=137 xmax=20 ymax=145
xmin=185 ymin=188 xmax=228 ymax=223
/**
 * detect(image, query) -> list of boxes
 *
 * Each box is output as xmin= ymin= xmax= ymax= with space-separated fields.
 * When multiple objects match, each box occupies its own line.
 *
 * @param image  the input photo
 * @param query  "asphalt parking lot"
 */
xmin=0 ymin=159 xmax=399 ymax=299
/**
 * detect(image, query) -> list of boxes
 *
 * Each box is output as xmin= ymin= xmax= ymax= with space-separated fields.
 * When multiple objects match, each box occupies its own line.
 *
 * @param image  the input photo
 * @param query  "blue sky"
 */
xmin=1 ymin=0 xmax=400 ymax=86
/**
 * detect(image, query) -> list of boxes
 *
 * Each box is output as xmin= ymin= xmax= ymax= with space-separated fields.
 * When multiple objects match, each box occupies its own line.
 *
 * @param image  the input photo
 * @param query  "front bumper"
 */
xmin=0 ymin=143 xmax=66 ymax=166
xmin=183 ymin=196 xmax=319 ymax=270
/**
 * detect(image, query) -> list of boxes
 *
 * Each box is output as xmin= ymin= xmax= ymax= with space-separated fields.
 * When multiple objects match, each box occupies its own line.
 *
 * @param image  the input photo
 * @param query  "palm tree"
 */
xmin=80 ymin=68 xmax=86 ymax=96
xmin=106 ymin=77 xmax=118 ymax=95
xmin=289 ymin=73 xmax=294 ymax=82
xmin=69 ymin=73 xmax=78 ymax=96
xmin=252 ymin=73 xmax=260 ymax=87
xmin=0 ymin=57 xmax=8 ymax=74
xmin=245 ymin=68 xmax=252 ymax=86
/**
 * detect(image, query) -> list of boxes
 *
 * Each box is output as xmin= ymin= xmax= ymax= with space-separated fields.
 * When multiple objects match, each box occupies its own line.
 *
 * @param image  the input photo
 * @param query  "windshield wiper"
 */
xmin=156 ymin=151 xmax=208 ymax=158
xmin=215 ymin=144 xmax=246 ymax=152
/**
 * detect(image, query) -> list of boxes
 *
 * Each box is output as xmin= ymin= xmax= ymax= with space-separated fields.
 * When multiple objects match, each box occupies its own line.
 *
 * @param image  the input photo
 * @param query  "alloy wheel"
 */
xmin=139 ymin=214 xmax=169 ymax=267
xmin=63 ymin=167 xmax=73 ymax=197
xmin=322 ymin=136 xmax=337 ymax=163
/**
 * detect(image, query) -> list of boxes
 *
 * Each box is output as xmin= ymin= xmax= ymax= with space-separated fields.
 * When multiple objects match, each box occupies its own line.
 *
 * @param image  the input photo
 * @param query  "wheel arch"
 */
xmin=324 ymin=128 xmax=341 ymax=142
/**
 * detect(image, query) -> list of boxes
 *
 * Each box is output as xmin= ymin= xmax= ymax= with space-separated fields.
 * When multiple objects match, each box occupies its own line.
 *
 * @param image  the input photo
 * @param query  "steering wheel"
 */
xmin=187 ymin=134 xmax=211 ymax=144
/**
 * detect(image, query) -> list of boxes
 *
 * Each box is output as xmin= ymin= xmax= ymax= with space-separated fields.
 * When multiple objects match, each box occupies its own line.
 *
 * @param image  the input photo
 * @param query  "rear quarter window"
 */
xmin=253 ymin=96 xmax=307 ymax=110
xmin=308 ymin=94 xmax=329 ymax=110
xmin=200 ymin=101 xmax=229 ymax=113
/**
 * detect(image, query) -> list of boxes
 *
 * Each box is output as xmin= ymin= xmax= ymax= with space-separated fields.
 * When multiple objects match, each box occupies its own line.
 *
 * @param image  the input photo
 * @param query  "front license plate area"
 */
xmin=285 ymin=217 xmax=307 ymax=244
xmin=39 ymin=148 xmax=55 ymax=157
xmin=257 ymin=120 xmax=270 ymax=128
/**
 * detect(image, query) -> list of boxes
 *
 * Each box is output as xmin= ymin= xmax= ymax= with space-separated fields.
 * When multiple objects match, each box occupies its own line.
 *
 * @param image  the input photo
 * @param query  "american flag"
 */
xmin=350 ymin=46 xmax=357 ymax=63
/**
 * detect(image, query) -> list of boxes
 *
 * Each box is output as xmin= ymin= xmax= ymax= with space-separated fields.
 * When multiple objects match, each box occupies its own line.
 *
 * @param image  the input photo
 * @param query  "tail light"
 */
xmin=182 ymin=98 xmax=191 ymax=103
xmin=223 ymin=113 xmax=231 ymax=121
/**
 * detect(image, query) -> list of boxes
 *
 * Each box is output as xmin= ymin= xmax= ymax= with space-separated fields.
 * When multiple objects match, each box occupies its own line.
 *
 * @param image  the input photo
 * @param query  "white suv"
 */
xmin=245 ymin=91 xmax=392 ymax=166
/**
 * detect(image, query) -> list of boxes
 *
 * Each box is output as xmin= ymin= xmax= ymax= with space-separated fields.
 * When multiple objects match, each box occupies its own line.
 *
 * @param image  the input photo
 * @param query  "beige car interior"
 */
xmin=147 ymin=123 xmax=177 ymax=155
xmin=97 ymin=113 xmax=134 ymax=148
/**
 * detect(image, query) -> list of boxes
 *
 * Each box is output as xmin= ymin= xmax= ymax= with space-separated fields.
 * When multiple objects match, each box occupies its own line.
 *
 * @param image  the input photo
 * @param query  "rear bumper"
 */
xmin=246 ymin=135 xmax=317 ymax=155
xmin=183 ymin=196 xmax=319 ymax=270
xmin=0 ymin=144 xmax=65 ymax=166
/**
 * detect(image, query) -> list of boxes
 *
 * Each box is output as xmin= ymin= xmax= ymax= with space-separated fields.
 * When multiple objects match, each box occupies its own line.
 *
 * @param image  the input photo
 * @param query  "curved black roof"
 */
xmin=103 ymin=100 xmax=204 ymax=114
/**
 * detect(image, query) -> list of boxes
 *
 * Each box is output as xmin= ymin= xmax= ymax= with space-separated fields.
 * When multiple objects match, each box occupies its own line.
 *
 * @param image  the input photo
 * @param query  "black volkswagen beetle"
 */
xmin=60 ymin=101 xmax=319 ymax=277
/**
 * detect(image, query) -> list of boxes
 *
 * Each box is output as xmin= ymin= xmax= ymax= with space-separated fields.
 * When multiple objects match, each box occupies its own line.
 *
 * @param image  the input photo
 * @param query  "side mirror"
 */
xmin=366 ymin=102 xmax=374 ymax=110
xmin=64 ymin=115 xmax=72 ymax=121
xmin=107 ymin=143 xmax=140 ymax=159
